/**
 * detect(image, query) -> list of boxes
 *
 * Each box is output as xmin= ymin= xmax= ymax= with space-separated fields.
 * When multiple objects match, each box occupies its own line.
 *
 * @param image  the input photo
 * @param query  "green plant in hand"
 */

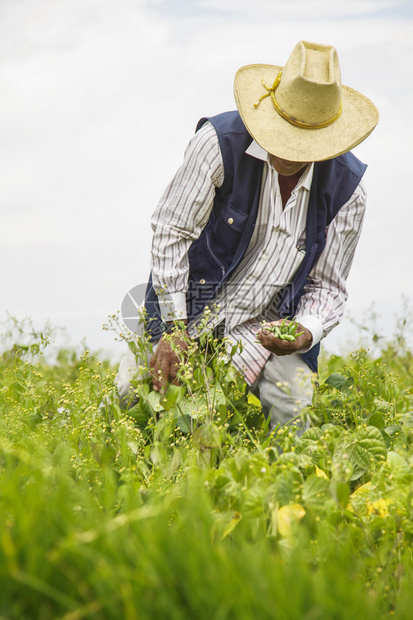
xmin=260 ymin=318 xmax=304 ymax=341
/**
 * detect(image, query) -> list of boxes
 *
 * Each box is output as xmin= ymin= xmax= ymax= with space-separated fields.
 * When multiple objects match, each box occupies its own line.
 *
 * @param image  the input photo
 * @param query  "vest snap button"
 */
xmin=199 ymin=278 xmax=206 ymax=285
xmin=227 ymin=217 xmax=234 ymax=225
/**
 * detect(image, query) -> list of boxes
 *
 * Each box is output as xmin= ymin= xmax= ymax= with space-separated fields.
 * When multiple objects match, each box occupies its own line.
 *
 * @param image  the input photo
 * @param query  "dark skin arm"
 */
xmin=150 ymin=321 xmax=189 ymax=392
xmin=256 ymin=320 xmax=313 ymax=355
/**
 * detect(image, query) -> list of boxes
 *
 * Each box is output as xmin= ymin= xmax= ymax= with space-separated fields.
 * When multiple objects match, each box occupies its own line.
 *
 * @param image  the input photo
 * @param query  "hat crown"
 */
xmin=276 ymin=41 xmax=342 ymax=126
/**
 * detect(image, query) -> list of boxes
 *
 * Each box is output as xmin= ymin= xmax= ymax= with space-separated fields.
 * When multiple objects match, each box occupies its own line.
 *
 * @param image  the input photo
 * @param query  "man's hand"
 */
xmin=257 ymin=320 xmax=312 ymax=356
xmin=150 ymin=329 xmax=190 ymax=392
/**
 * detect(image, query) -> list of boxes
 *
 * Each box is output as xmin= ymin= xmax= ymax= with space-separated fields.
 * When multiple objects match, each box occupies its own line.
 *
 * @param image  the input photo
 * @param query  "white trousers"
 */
xmin=115 ymin=343 xmax=155 ymax=407
xmin=251 ymin=352 xmax=313 ymax=435
xmin=115 ymin=346 xmax=313 ymax=434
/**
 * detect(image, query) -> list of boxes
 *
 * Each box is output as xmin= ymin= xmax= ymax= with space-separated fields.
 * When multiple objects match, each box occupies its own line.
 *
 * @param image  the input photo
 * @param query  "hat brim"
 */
xmin=234 ymin=64 xmax=379 ymax=162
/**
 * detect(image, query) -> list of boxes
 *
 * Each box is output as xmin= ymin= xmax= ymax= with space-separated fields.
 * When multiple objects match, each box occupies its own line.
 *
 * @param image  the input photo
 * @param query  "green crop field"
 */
xmin=1 ymin=309 xmax=413 ymax=620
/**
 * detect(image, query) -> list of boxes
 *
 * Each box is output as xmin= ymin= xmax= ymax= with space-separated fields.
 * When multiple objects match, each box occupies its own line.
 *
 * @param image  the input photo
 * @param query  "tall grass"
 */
xmin=0 ymin=314 xmax=412 ymax=619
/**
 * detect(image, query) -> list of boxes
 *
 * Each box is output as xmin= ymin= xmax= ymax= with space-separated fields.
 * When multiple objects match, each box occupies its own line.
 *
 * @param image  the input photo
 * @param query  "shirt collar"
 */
xmin=245 ymin=139 xmax=268 ymax=162
xmin=246 ymin=140 xmax=314 ymax=191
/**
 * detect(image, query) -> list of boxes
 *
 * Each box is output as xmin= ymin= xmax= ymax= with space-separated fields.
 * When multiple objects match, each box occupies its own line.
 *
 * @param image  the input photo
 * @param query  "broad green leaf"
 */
xmin=356 ymin=426 xmax=387 ymax=461
xmin=302 ymin=475 xmax=330 ymax=508
xmin=126 ymin=403 xmax=150 ymax=429
xmin=163 ymin=385 xmax=186 ymax=410
xmin=193 ymin=424 xmax=221 ymax=449
xmin=368 ymin=413 xmax=385 ymax=430
xmin=295 ymin=427 xmax=323 ymax=457
xmin=297 ymin=453 xmax=314 ymax=471
xmin=301 ymin=427 xmax=323 ymax=441
xmin=176 ymin=394 xmax=209 ymax=420
xmin=384 ymin=424 xmax=402 ymax=437
xmin=147 ymin=391 xmax=166 ymax=413
xmin=384 ymin=425 xmax=408 ymax=449
xmin=223 ymin=365 xmax=239 ymax=385
xmin=176 ymin=413 xmax=192 ymax=434
xmin=136 ymin=383 xmax=150 ymax=400
xmin=321 ymin=423 xmax=345 ymax=439
xmin=276 ymin=452 xmax=300 ymax=468
xmin=324 ymin=373 xmax=354 ymax=392
xmin=386 ymin=451 xmax=411 ymax=483
xmin=333 ymin=426 xmax=386 ymax=481
xmin=274 ymin=472 xmax=295 ymax=506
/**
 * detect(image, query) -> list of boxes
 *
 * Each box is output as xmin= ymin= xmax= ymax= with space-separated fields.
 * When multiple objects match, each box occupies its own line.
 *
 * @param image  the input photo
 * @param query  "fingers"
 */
xmin=168 ymin=355 xmax=180 ymax=385
xmin=258 ymin=330 xmax=296 ymax=355
xmin=150 ymin=351 xmax=170 ymax=392
xmin=150 ymin=335 xmax=187 ymax=392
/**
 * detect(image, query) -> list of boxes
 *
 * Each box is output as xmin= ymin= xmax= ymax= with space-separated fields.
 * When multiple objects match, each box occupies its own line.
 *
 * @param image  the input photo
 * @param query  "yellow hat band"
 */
xmin=254 ymin=71 xmax=343 ymax=129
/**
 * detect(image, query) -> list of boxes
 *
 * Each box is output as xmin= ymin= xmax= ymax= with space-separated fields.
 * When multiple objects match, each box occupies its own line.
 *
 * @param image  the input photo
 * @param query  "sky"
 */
xmin=0 ymin=0 xmax=412 ymax=360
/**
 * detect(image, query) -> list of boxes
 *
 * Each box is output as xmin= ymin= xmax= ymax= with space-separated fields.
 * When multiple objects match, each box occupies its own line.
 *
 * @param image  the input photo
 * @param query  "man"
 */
xmin=116 ymin=41 xmax=378 ymax=433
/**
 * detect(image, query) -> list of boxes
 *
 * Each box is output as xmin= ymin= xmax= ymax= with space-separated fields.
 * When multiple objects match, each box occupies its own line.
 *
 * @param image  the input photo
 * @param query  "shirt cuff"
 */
xmin=157 ymin=292 xmax=187 ymax=322
xmin=294 ymin=314 xmax=324 ymax=351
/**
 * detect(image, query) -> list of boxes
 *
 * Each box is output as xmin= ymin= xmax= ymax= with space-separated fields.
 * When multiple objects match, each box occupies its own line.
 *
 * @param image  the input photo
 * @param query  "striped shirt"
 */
xmin=150 ymin=121 xmax=366 ymax=384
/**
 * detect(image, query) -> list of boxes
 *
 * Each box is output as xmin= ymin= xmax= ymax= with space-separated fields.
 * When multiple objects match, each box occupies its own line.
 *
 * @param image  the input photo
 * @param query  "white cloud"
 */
xmin=200 ymin=0 xmax=408 ymax=19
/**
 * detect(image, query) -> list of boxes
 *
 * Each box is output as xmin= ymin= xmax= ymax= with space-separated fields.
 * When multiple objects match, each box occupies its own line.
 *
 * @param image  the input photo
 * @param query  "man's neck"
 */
xmin=278 ymin=168 xmax=306 ymax=209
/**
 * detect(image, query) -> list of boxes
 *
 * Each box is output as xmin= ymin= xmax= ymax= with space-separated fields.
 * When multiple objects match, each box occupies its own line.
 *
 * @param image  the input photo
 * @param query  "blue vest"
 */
xmin=144 ymin=111 xmax=367 ymax=373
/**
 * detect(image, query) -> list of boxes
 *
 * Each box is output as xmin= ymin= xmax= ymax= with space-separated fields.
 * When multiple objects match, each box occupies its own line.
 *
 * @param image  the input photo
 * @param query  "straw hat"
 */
xmin=233 ymin=41 xmax=379 ymax=162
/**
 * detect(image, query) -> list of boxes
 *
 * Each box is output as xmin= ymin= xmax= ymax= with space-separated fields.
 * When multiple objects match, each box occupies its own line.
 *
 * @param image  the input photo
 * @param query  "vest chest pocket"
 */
xmin=219 ymin=202 xmax=249 ymax=233
xmin=206 ymin=201 xmax=250 ymax=267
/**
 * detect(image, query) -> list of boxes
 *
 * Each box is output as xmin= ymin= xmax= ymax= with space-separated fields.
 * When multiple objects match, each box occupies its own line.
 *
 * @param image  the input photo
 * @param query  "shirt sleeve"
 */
xmin=150 ymin=121 xmax=224 ymax=322
xmin=295 ymin=178 xmax=367 ymax=346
